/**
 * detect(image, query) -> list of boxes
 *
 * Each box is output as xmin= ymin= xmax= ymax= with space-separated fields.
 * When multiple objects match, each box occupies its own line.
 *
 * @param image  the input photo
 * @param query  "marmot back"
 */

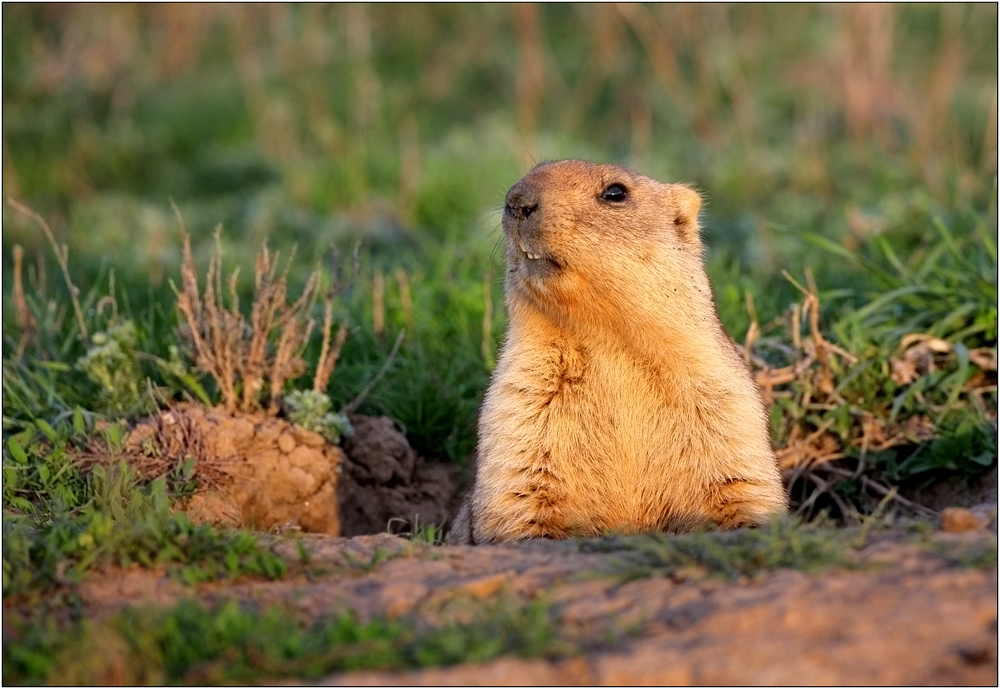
xmin=451 ymin=160 xmax=786 ymax=545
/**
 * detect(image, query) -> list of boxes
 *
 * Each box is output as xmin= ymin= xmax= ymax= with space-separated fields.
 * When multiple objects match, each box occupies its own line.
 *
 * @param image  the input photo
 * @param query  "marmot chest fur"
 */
xmin=451 ymin=160 xmax=786 ymax=544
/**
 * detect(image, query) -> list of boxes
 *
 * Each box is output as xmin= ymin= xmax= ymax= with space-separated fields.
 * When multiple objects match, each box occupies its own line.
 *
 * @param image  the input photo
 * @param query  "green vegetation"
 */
xmin=3 ymin=462 xmax=286 ymax=599
xmin=283 ymin=389 xmax=353 ymax=444
xmin=3 ymin=4 xmax=995 ymax=467
xmin=591 ymin=516 xmax=998 ymax=583
xmin=0 ymin=4 xmax=996 ymax=680
xmin=929 ymin=535 xmax=999 ymax=569
xmin=589 ymin=518 xmax=860 ymax=582
xmin=1 ymin=4 xmax=994 ymax=519
xmin=4 ymin=597 xmax=570 ymax=685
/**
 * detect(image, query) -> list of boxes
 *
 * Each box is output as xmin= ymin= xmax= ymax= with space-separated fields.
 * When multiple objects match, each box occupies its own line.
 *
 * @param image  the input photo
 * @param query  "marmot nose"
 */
xmin=504 ymin=183 xmax=540 ymax=222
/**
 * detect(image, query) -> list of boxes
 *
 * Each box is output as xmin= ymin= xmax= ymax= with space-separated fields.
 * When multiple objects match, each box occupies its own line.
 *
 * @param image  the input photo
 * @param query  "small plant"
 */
xmin=283 ymin=390 xmax=353 ymax=444
xmin=3 ymin=413 xmax=90 ymax=513
xmin=409 ymin=522 xmax=445 ymax=546
xmin=76 ymin=320 xmax=157 ymax=418
xmin=386 ymin=516 xmax=447 ymax=546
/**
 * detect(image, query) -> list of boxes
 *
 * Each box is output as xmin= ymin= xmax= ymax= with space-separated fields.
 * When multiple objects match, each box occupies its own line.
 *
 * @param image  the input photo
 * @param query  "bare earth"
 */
xmin=67 ymin=526 xmax=997 ymax=686
xmin=63 ymin=411 xmax=997 ymax=685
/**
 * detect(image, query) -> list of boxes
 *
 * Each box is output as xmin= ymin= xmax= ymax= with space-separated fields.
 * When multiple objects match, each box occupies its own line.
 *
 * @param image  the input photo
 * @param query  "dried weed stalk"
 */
xmin=11 ymin=245 xmax=37 ymax=359
xmin=7 ymin=198 xmax=88 ymax=340
xmin=172 ymin=211 xmax=358 ymax=414
xmin=314 ymin=244 xmax=360 ymax=393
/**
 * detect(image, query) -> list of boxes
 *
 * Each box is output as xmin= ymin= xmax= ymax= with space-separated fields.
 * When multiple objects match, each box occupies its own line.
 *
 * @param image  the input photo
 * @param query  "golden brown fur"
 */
xmin=450 ymin=160 xmax=786 ymax=545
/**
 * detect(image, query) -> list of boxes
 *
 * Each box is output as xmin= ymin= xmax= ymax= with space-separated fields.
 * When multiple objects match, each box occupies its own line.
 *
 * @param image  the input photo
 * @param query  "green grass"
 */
xmin=929 ymin=536 xmax=999 ymax=569
xmin=3 ymin=597 xmax=572 ymax=685
xmin=586 ymin=519 xmax=862 ymax=582
xmin=0 ymin=2 xmax=993 ymax=539
xmin=0 ymin=5 xmax=996 ymax=677
xmin=3 ymin=462 xmax=286 ymax=600
xmin=2 ymin=5 xmax=995 ymax=476
xmin=0 ymin=1 xmax=993 ymax=554
xmin=587 ymin=516 xmax=998 ymax=584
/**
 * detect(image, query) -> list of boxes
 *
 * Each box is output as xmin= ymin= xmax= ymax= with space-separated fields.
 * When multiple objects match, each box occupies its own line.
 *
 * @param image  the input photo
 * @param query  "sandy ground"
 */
xmin=61 ymin=525 xmax=998 ymax=686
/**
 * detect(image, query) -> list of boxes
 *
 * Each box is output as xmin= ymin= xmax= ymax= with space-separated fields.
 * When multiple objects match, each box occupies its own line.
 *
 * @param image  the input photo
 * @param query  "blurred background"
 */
xmin=2 ymin=3 xmax=996 ymax=465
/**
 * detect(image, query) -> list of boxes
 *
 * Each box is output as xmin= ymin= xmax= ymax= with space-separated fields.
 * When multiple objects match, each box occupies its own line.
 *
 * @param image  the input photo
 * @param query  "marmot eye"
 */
xmin=601 ymin=184 xmax=628 ymax=202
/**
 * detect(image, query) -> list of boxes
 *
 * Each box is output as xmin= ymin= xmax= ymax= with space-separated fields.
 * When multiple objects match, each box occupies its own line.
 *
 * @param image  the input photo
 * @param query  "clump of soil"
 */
xmin=126 ymin=404 xmax=343 ymax=534
xmin=338 ymin=415 xmax=457 ymax=537
xmin=120 ymin=405 xmax=457 ymax=538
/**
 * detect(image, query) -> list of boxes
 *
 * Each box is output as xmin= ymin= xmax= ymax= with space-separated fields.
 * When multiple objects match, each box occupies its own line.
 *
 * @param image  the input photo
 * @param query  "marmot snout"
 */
xmin=503 ymin=179 xmax=557 ymax=278
xmin=450 ymin=160 xmax=787 ymax=545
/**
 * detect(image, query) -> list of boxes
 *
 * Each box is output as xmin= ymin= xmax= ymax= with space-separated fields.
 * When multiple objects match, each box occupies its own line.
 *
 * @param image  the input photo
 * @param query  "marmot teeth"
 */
xmin=451 ymin=159 xmax=787 ymax=546
xmin=516 ymin=239 xmax=542 ymax=260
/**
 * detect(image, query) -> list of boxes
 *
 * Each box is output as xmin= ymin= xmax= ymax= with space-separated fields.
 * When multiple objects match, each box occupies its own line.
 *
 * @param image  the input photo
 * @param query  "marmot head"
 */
xmin=501 ymin=160 xmax=705 ymax=328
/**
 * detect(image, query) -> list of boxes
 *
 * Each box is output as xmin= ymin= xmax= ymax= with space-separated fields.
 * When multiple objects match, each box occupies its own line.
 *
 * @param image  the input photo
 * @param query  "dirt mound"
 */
xmin=121 ymin=406 xmax=456 ymax=537
xmin=338 ymin=415 xmax=456 ymax=537
xmin=126 ymin=404 xmax=343 ymax=534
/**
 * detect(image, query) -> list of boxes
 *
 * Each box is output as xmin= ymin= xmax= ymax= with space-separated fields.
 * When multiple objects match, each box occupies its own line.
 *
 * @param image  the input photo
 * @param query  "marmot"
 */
xmin=450 ymin=160 xmax=787 ymax=545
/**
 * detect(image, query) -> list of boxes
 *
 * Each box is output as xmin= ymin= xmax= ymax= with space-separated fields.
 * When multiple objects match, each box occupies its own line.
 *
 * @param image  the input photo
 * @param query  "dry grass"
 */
xmin=74 ymin=412 xmax=235 ymax=490
xmin=172 ymin=212 xmax=357 ymax=415
xmin=11 ymin=244 xmax=37 ymax=359
xmin=8 ymin=198 xmax=88 ymax=342
xmin=743 ymin=271 xmax=995 ymax=520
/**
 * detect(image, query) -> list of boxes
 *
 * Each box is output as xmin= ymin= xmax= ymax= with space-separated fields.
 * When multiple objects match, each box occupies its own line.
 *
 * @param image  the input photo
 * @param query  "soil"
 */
xmin=90 ymin=407 xmax=997 ymax=684
xmin=62 ymin=526 xmax=997 ymax=686
xmin=338 ymin=415 xmax=457 ymax=537
xmin=902 ymin=465 xmax=999 ymax=512
xmin=122 ymin=405 xmax=458 ymax=537
xmin=125 ymin=405 xmax=344 ymax=534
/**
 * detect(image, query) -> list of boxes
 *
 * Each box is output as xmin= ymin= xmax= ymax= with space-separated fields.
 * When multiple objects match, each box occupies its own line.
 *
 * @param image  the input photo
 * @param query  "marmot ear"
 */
xmin=670 ymin=184 xmax=702 ymax=245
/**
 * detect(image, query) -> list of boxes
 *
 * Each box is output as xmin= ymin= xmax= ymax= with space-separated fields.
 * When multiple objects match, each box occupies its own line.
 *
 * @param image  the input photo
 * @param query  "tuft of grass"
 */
xmin=928 ymin=537 xmax=999 ymax=570
xmin=409 ymin=522 xmax=447 ymax=547
xmin=2 ymin=463 xmax=286 ymax=599
xmin=386 ymin=515 xmax=448 ymax=546
xmin=587 ymin=519 xmax=861 ymax=583
xmin=3 ymin=412 xmax=94 ymax=513
xmin=3 ymin=596 xmax=572 ymax=685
